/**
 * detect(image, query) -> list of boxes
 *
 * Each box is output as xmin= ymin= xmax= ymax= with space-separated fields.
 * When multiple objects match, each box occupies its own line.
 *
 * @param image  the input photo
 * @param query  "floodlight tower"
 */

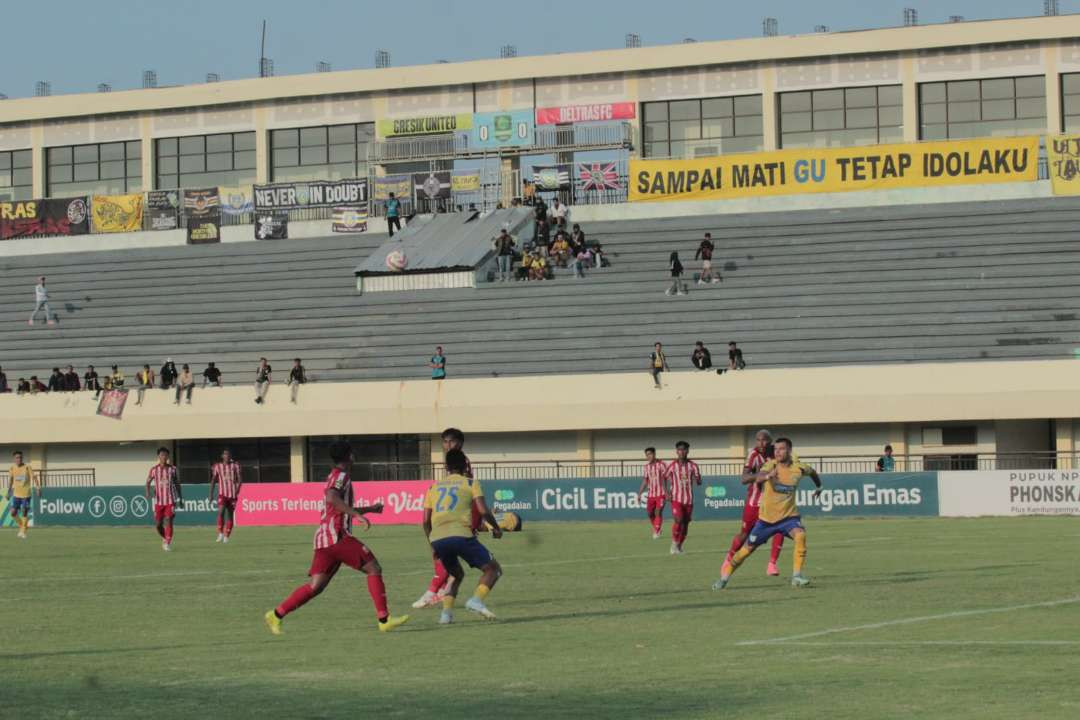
xmin=763 ymin=18 xmax=778 ymax=37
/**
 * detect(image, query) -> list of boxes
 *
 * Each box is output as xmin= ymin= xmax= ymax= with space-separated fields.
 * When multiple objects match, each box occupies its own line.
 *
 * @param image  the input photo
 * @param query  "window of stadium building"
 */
xmin=0 ymin=149 xmax=33 ymax=201
xmin=919 ymin=76 xmax=1046 ymax=140
xmin=779 ymin=85 xmax=903 ymax=149
xmin=642 ymin=96 xmax=764 ymax=158
xmin=175 ymin=438 xmax=291 ymax=485
xmin=46 ymin=141 xmax=142 ymax=198
xmin=1061 ymin=73 xmax=1080 ymax=131
xmin=155 ymin=132 xmax=256 ymax=190
xmin=308 ymin=435 xmax=424 ymax=482
xmin=270 ymin=123 xmax=375 ymax=182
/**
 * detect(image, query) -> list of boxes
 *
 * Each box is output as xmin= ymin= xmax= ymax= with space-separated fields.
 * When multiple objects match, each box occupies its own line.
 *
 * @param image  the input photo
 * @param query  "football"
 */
xmin=385 ymin=249 xmax=408 ymax=272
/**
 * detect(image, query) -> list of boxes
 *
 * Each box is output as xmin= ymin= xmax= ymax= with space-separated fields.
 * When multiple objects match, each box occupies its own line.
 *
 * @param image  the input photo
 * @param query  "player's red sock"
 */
xmin=652 ymin=515 xmax=662 ymax=533
xmin=427 ymin=558 xmax=450 ymax=594
xmin=217 ymin=514 xmax=224 ymax=533
xmin=164 ymin=524 xmax=173 ymax=544
xmin=769 ymin=534 xmax=784 ymax=564
xmin=156 ymin=525 xmax=165 ymax=539
xmin=367 ymin=575 xmax=389 ymax=620
xmin=276 ymin=583 xmax=316 ymax=617
xmin=225 ymin=520 xmax=234 ymax=537
xmin=727 ymin=533 xmax=745 ymax=560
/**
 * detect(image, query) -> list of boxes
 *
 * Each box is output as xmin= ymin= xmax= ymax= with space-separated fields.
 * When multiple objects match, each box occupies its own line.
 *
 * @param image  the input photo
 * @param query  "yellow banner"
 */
xmin=91 ymin=193 xmax=144 ymax=232
xmin=629 ymin=136 xmax=1041 ymax=203
xmin=1047 ymin=134 xmax=1080 ymax=195
xmin=451 ymin=171 xmax=481 ymax=192
xmin=377 ymin=113 xmax=473 ymax=139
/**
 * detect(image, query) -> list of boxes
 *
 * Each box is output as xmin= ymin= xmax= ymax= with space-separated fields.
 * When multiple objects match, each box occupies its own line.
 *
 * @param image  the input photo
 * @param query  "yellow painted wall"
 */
xmin=43 ymin=441 xmax=163 ymax=485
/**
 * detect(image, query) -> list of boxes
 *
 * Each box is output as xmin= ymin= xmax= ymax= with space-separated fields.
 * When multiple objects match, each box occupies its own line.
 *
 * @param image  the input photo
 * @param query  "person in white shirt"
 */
xmin=549 ymin=199 xmax=569 ymax=229
xmin=29 ymin=276 xmax=54 ymax=326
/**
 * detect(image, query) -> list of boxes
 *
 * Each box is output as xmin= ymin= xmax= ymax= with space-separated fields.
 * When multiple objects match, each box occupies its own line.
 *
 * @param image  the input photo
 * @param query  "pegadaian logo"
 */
xmin=705 ymin=486 xmax=727 ymax=498
xmin=494 ymin=489 xmax=515 ymax=501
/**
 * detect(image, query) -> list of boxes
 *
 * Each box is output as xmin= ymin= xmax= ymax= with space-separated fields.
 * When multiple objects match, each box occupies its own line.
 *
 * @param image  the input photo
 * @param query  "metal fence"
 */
xmin=0 ymin=468 xmax=96 ymax=488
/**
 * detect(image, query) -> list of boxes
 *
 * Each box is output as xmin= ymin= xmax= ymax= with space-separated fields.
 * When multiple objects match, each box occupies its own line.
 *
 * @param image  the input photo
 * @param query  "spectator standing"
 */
xmin=386 ymin=192 xmax=402 ymax=237
xmin=493 ymin=229 xmax=516 ymax=282
xmin=47 ymin=367 xmax=64 ymax=393
xmin=876 ymin=445 xmax=896 ymax=472
xmin=29 ymin=276 xmax=55 ymax=326
xmin=174 ymin=364 xmax=194 ymax=405
xmin=429 ymin=347 xmax=447 ymax=380
xmin=695 ymin=233 xmax=719 ymax=285
xmin=728 ymin=342 xmax=746 ymax=371
xmin=522 ymin=179 xmax=536 ymax=206
xmin=135 ymin=364 xmax=155 ymax=405
xmin=666 ymin=252 xmax=686 ymax=296
xmin=160 ymin=359 xmax=178 ymax=390
xmin=288 ymin=358 xmax=307 ymax=404
xmin=62 ymin=365 xmax=81 ymax=392
xmin=84 ymin=365 xmax=101 ymax=397
xmin=29 ymin=376 xmax=47 ymax=394
xmin=254 ymin=358 xmax=272 ymax=404
xmin=535 ymin=219 xmax=551 ymax=255
xmin=202 ymin=362 xmax=222 ymax=388
xmin=649 ymin=342 xmax=669 ymax=389
xmin=691 ymin=342 xmax=713 ymax=371
xmin=104 ymin=365 xmax=125 ymax=392
xmin=17 ymin=378 xmax=31 ymax=395
xmin=0 ymin=367 xmax=8 ymax=393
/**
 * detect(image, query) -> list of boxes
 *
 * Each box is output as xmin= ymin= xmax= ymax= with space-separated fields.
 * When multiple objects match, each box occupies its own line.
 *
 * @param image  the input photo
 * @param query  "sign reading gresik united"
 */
xmin=377 ymin=113 xmax=474 ymax=138
xmin=535 ymin=102 xmax=636 ymax=125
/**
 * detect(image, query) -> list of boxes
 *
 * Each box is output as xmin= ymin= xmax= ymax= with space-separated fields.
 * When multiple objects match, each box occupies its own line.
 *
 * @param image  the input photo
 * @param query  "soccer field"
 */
xmin=7 ymin=517 xmax=1079 ymax=719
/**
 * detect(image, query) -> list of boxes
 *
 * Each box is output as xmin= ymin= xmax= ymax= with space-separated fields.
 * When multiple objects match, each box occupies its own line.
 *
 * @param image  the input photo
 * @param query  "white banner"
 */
xmin=938 ymin=470 xmax=1080 ymax=517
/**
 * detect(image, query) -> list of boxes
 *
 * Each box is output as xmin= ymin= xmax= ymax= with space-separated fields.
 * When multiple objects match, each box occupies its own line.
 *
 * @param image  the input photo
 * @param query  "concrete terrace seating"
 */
xmin=1 ymin=196 xmax=1079 ymax=384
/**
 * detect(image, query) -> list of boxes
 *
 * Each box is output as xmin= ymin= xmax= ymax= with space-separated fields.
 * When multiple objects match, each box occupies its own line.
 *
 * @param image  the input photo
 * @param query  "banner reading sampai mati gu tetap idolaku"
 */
xmin=629 ymin=136 xmax=1041 ymax=202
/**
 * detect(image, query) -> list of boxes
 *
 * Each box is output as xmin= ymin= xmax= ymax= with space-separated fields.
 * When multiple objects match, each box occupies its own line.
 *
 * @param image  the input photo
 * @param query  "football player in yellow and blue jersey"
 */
xmin=6 ymin=450 xmax=40 ymax=539
xmin=714 ymin=437 xmax=822 ymax=589
xmin=422 ymin=449 xmax=503 ymax=624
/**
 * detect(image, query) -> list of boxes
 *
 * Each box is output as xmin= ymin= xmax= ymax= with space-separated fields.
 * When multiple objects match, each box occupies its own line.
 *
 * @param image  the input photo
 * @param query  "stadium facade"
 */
xmin=3 ymin=15 xmax=1080 ymax=485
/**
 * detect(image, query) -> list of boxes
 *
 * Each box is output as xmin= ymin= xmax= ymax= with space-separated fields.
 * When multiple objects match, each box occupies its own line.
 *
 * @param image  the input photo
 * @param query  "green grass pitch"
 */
xmin=6 ymin=517 xmax=1079 ymax=719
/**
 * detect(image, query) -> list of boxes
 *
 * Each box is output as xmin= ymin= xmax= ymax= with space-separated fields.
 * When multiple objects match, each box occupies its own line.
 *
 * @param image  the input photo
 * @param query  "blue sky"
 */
xmin=0 ymin=0 xmax=1072 ymax=98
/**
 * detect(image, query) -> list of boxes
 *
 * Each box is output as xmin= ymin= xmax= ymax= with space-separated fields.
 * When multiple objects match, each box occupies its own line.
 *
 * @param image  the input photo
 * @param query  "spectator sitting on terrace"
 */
xmin=573 ymin=248 xmax=589 ymax=279
xmin=517 ymin=249 xmax=534 ymax=280
xmin=135 ymin=364 xmax=155 ymax=405
xmin=47 ymin=367 xmax=64 ymax=393
xmin=592 ymin=241 xmax=609 ymax=268
xmin=549 ymin=198 xmax=569 ymax=229
xmin=728 ymin=342 xmax=746 ymax=371
xmin=666 ymin=252 xmax=686 ymax=296
xmin=160 ymin=359 xmax=178 ymax=390
xmin=535 ymin=218 xmax=551 ymax=255
xmin=549 ymin=233 xmax=571 ymax=267
xmin=0 ymin=366 xmax=8 ymax=393
xmin=570 ymin=224 xmax=586 ymax=253
xmin=254 ymin=357 xmax=272 ymax=405
xmin=84 ymin=365 xmax=101 ymax=397
xmin=104 ymin=364 xmax=125 ymax=391
xmin=876 ymin=445 xmax=896 ymax=472
xmin=17 ymin=378 xmax=31 ymax=395
xmin=522 ymin=179 xmax=536 ymax=206
xmin=29 ymin=376 xmax=46 ymax=394
xmin=529 ymin=252 xmax=548 ymax=281
xmin=62 ymin=365 xmax=81 ymax=392
xmin=288 ymin=358 xmax=307 ymax=403
xmin=175 ymin=364 xmax=194 ymax=405
xmin=690 ymin=341 xmax=712 ymax=371
xmin=202 ymin=362 xmax=222 ymax=388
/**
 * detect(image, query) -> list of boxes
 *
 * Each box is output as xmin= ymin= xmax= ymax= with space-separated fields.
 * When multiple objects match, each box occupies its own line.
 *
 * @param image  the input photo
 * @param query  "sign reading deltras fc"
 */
xmin=629 ymin=136 xmax=1040 ymax=202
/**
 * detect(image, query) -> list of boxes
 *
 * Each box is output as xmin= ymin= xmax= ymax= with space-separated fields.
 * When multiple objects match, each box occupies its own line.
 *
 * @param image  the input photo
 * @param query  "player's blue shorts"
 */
xmin=9 ymin=497 xmax=31 ymax=515
xmin=747 ymin=516 xmax=804 ymax=547
xmin=431 ymin=535 xmax=494 ymax=571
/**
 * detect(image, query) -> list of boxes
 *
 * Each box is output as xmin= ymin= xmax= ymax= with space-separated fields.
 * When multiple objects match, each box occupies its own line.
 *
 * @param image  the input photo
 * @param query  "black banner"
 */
xmin=412 ymin=171 xmax=452 ymax=201
xmin=0 ymin=197 xmax=89 ymax=240
xmin=332 ymin=206 xmax=368 ymax=233
xmin=254 ymin=212 xmax=288 ymax=240
xmin=253 ymin=179 xmax=368 ymax=211
xmin=184 ymin=188 xmax=221 ymax=244
xmin=146 ymin=190 xmax=179 ymax=231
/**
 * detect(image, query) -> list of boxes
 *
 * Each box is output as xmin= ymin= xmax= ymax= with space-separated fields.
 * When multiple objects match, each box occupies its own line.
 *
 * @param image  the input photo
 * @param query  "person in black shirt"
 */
xmin=16 ymin=378 xmax=31 ymax=395
xmin=0 ymin=366 xmax=8 ymax=393
xmin=62 ymin=365 xmax=81 ymax=392
xmin=202 ymin=362 xmax=223 ymax=388
xmin=695 ymin=232 xmax=718 ymax=285
xmin=254 ymin=358 xmax=272 ymax=405
xmin=666 ymin=252 xmax=686 ymax=296
xmin=47 ymin=367 xmax=64 ymax=392
xmin=84 ymin=365 xmax=102 ymax=397
xmin=690 ymin=341 xmax=712 ymax=371
xmin=30 ymin=376 xmax=47 ymax=394
xmin=287 ymin=358 xmax=306 ymax=404
xmin=728 ymin=342 xmax=746 ymax=371
xmin=160 ymin=359 xmax=178 ymax=389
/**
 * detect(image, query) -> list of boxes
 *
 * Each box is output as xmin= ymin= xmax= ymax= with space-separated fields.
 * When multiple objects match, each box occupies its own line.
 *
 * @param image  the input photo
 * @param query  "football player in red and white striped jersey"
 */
xmin=667 ymin=441 xmax=701 ymax=555
xmin=413 ymin=427 xmax=475 ymax=609
xmin=724 ymin=429 xmax=785 ymax=576
xmin=144 ymin=447 xmax=182 ymax=552
xmin=209 ymin=448 xmax=243 ymax=544
xmin=637 ymin=447 xmax=667 ymax=539
xmin=265 ymin=441 xmax=409 ymax=635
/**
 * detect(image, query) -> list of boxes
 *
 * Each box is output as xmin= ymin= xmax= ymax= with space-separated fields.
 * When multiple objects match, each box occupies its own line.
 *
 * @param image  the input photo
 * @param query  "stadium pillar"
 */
xmin=1054 ymin=419 xmax=1074 ymax=470
xmin=30 ymin=123 xmax=45 ymax=197
xmin=289 ymin=436 xmax=305 ymax=483
xmin=1045 ymin=40 xmax=1063 ymax=135
xmin=254 ymin=105 xmax=270 ymax=183
xmin=901 ymin=53 xmax=919 ymax=143
xmin=761 ymin=67 xmax=778 ymax=151
xmin=139 ymin=114 xmax=153 ymax=186
xmin=888 ymin=423 xmax=908 ymax=470
xmin=429 ymin=433 xmax=443 ymax=476
xmin=576 ymin=430 xmax=594 ymax=478
xmin=727 ymin=427 xmax=746 ymax=464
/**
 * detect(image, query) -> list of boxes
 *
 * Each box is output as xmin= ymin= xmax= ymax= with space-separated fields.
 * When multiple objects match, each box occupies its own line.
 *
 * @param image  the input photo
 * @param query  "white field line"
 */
xmin=776 ymin=640 xmax=1080 ymax=647
xmin=737 ymin=595 xmax=1080 ymax=646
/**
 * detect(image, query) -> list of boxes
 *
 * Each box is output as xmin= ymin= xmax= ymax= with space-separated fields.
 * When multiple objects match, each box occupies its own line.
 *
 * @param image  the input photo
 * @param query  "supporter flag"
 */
xmin=254 ymin=213 xmax=289 ymax=240
xmin=146 ymin=191 xmax=179 ymax=230
xmin=578 ymin=162 xmax=622 ymax=191
xmin=451 ymin=169 xmax=481 ymax=193
xmin=219 ymin=186 xmax=254 ymax=215
xmin=413 ymin=171 xmax=452 ymax=200
xmin=96 ymin=389 xmax=129 ymax=420
xmin=533 ymin=165 xmax=571 ymax=190
xmin=91 ymin=193 xmax=144 ymax=233
xmin=1047 ymin=134 xmax=1080 ymax=196
xmin=184 ymin=188 xmax=221 ymax=244
xmin=332 ymin=206 xmax=368 ymax=233
xmin=373 ymin=174 xmax=412 ymax=201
